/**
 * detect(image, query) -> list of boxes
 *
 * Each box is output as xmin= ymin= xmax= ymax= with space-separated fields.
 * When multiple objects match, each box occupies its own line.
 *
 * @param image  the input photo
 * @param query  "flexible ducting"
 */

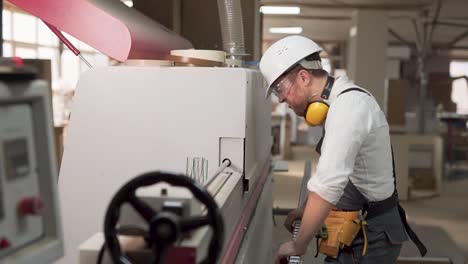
xmin=217 ymin=0 xmax=246 ymax=60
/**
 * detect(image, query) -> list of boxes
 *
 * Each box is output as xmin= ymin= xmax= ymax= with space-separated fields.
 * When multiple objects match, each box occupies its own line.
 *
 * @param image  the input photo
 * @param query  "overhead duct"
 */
xmin=8 ymin=0 xmax=193 ymax=62
xmin=217 ymin=0 xmax=246 ymax=62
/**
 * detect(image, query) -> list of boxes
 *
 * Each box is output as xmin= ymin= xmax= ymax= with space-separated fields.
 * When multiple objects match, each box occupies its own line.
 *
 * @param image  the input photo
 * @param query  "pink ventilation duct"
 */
xmin=7 ymin=0 xmax=193 ymax=62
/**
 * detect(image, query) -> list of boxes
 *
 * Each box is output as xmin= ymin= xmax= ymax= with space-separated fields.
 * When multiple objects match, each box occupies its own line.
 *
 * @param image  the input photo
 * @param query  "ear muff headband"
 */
xmin=304 ymin=75 xmax=335 ymax=126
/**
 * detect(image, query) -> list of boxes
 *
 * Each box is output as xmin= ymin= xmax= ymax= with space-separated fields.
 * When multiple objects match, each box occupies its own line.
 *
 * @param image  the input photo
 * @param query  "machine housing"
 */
xmin=0 ymin=76 xmax=62 ymax=264
xmin=57 ymin=66 xmax=274 ymax=263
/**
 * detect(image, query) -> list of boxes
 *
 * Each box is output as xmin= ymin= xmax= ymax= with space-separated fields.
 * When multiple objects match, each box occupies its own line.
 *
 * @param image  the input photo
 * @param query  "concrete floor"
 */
xmin=272 ymin=144 xmax=468 ymax=263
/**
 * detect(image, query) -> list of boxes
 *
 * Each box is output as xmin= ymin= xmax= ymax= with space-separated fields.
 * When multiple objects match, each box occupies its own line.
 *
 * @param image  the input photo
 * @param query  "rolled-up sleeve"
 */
xmin=307 ymin=93 xmax=372 ymax=205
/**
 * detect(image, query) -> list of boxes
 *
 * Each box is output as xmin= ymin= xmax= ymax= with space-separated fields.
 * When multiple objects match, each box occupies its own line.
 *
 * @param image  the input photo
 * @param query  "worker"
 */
xmin=259 ymin=36 xmax=427 ymax=263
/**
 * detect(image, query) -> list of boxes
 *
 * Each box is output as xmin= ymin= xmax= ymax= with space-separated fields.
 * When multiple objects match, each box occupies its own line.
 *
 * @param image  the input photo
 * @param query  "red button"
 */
xmin=11 ymin=56 xmax=24 ymax=67
xmin=0 ymin=238 xmax=11 ymax=249
xmin=17 ymin=197 xmax=44 ymax=216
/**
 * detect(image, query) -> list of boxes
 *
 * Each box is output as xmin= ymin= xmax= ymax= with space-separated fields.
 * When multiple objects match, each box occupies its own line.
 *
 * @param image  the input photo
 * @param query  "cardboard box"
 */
xmin=387 ymin=79 xmax=409 ymax=126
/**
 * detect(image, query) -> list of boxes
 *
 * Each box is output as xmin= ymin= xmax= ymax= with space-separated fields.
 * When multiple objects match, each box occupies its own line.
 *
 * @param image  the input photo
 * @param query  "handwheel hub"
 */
xmin=150 ymin=212 xmax=180 ymax=244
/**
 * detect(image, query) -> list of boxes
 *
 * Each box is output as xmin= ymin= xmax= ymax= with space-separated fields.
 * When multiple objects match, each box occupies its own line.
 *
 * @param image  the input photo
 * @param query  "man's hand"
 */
xmin=284 ymin=208 xmax=304 ymax=233
xmin=274 ymin=240 xmax=306 ymax=264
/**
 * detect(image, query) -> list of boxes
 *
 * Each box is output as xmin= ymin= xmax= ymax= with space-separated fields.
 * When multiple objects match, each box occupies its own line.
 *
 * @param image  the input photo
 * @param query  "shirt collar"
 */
xmin=326 ymin=74 xmax=360 ymax=105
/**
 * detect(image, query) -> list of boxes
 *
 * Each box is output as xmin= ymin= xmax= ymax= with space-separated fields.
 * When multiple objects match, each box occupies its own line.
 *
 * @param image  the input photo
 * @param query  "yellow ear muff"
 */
xmin=305 ymin=102 xmax=329 ymax=126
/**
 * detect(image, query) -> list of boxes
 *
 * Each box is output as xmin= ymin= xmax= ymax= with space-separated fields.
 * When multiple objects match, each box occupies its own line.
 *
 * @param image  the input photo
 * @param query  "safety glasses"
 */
xmin=271 ymin=71 xmax=298 ymax=99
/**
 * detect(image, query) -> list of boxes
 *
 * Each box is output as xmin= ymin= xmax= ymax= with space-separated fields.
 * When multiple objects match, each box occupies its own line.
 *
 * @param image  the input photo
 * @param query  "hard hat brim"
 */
xmin=265 ymin=85 xmax=274 ymax=99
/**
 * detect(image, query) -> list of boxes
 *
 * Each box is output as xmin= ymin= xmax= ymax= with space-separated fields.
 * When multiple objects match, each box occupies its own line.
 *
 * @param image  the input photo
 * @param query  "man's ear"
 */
xmin=298 ymin=69 xmax=311 ymax=85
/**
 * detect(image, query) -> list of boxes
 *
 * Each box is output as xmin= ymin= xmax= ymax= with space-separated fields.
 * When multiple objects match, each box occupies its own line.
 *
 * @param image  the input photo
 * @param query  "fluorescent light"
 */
xmin=260 ymin=6 xmax=300 ymax=15
xmin=269 ymin=27 xmax=303 ymax=34
xmin=122 ymin=0 xmax=133 ymax=7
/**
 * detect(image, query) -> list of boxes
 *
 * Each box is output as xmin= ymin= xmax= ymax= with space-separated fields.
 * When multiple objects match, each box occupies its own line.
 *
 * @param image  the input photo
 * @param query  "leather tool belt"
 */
xmin=318 ymin=210 xmax=368 ymax=258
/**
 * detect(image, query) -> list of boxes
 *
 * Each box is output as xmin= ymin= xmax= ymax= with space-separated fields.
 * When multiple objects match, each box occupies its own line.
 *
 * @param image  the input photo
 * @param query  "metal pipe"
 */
xmin=418 ymin=54 xmax=428 ymax=134
xmin=273 ymin=207 xmax=296 ymax=216
xmin=422 ymin=10 xmax=429 ymax=48
xmin=205 ymin=158 xmax=231 ymax=187
xmin=200 ymin=159 xmax=232 ymax=214
xmin=427 ymin=0 xmax=442 ymax=48
xmin=412 ymin=19 xmax=422 ymax=51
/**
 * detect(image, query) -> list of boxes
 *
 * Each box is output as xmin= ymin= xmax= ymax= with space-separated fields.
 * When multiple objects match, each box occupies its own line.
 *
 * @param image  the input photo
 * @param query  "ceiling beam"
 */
xmin=435 ymin=21 xmax=468 ymax=29
xmin=451 ymin=45 xmax=468 ymax=50
xmin=388 ymin=28 xmax=414 ymax=48
xmin=387 ymin=41 xmax=468 ymax=50
xmin=447 ymin=29 xmax=468 ymax=48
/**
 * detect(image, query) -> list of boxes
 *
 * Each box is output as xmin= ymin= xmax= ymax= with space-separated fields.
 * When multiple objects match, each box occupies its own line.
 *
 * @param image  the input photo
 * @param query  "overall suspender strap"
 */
xmin=398 ymin=204 xmax=428 ymax=256
xmin=320 ymin=87 xmax=427 ymax=257
xmin=364 ymin=149 xmax=427 ymax=256
xmin=315 ymin=130 xmax=325 ymax=155
xmin=314 ymin=88 xmax=365 ymax=155
xmin=396 ymin=149 xmax=427 ymax=256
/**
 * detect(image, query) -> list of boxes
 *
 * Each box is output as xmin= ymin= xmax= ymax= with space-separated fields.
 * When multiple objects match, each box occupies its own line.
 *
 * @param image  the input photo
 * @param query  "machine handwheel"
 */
xmin=103 ymin=171 xmax=224 ymax=264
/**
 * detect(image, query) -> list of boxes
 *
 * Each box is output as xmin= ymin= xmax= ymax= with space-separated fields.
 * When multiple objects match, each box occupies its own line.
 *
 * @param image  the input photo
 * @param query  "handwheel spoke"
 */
xmin=128 ymin=194 xmax=157 ymax=222
xmin=152 ymin=243 xmax=169 ymax=264
xmin=180 ymin=215 xmax=210 ymax=232
xmin=104 ymin=172 xmax=223 ymax=264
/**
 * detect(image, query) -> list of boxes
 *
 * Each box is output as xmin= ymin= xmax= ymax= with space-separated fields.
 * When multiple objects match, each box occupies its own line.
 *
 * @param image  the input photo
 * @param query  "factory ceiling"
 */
xmin=261 ymin=0 xmax=468 ymax=59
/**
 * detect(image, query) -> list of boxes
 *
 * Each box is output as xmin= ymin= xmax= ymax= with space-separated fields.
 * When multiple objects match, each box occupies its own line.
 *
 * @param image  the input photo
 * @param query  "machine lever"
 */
xmin=205 ymin=158 xmax=231 ymax=187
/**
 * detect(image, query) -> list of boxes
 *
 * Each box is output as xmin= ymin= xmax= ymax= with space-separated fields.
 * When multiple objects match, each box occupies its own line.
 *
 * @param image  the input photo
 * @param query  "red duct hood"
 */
xmin=8 ymin=0 xmax=193 ymax=62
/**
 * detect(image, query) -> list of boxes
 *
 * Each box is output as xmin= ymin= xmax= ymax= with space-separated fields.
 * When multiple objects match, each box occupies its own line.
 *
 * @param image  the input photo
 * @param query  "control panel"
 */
xmin=0 ymin=58 xmax=63 ymax=264
xmin=0 ymin=104 xmax=44 ymax=258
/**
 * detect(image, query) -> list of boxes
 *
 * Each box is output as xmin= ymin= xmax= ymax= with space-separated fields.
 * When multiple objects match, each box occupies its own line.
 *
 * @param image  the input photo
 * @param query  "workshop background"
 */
xmin=1 ymin=0 xmax=468 ymax=263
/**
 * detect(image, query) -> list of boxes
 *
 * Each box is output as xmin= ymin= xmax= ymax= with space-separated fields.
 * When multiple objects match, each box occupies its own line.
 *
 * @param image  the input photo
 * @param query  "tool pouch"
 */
xmin=319 ymin=210 xmax=360 ymax=258
xmin=338 ymin=219 xmax=361 ymax=246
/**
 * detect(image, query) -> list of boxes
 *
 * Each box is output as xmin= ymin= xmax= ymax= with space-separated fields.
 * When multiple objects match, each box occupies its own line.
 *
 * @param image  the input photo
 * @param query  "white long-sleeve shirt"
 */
xmin=307 ymin=75 xmax=395 ymax=205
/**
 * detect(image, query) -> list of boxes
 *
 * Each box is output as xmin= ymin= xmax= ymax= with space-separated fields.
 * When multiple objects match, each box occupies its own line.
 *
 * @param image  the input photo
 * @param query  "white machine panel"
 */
xmin=0 ymin=104 xmax=43 ymax=258
xmin=58 ymin=66 xmax=272 ymax=263
xmin=0 ymin=76 xmax=62 ymax=264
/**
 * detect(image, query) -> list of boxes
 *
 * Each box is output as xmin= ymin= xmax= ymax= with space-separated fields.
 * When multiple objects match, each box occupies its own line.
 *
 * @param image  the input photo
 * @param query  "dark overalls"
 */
xmin=316 ymin=88 xmax=427 ymax=263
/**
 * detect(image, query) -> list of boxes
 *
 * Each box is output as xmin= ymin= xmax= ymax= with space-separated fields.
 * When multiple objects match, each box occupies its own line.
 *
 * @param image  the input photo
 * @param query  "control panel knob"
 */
xmin=17 ymin=197 xmax=43 ymax=216
xmin=0 ymin=238 xmax=11 ymax=249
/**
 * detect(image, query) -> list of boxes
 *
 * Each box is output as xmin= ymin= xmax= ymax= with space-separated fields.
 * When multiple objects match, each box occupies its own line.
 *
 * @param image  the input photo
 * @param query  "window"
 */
xmin=2 ymin=10 xmax=11 ymax=41
xmin=2 ymin=5 xmax=109 ymax=125
xmin=12 ymin=12 xmax=37 ymax=43
xmin=450 ymin=61 xmax=468 ymax=114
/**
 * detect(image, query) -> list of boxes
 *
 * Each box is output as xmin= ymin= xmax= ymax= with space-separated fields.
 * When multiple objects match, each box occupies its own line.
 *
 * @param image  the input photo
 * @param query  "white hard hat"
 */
xmin=259 ymin=35 xmax=323 ymax=98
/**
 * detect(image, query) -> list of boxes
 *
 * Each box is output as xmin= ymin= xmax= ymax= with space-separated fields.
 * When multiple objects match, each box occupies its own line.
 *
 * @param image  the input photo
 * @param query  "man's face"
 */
xmin=272 ymin=70 xmax=310 ymax=116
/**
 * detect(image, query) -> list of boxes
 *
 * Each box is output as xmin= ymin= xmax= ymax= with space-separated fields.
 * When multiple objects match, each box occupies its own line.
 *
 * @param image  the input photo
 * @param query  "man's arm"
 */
xmin=294 ymin=192 xmax=333 ymax=254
